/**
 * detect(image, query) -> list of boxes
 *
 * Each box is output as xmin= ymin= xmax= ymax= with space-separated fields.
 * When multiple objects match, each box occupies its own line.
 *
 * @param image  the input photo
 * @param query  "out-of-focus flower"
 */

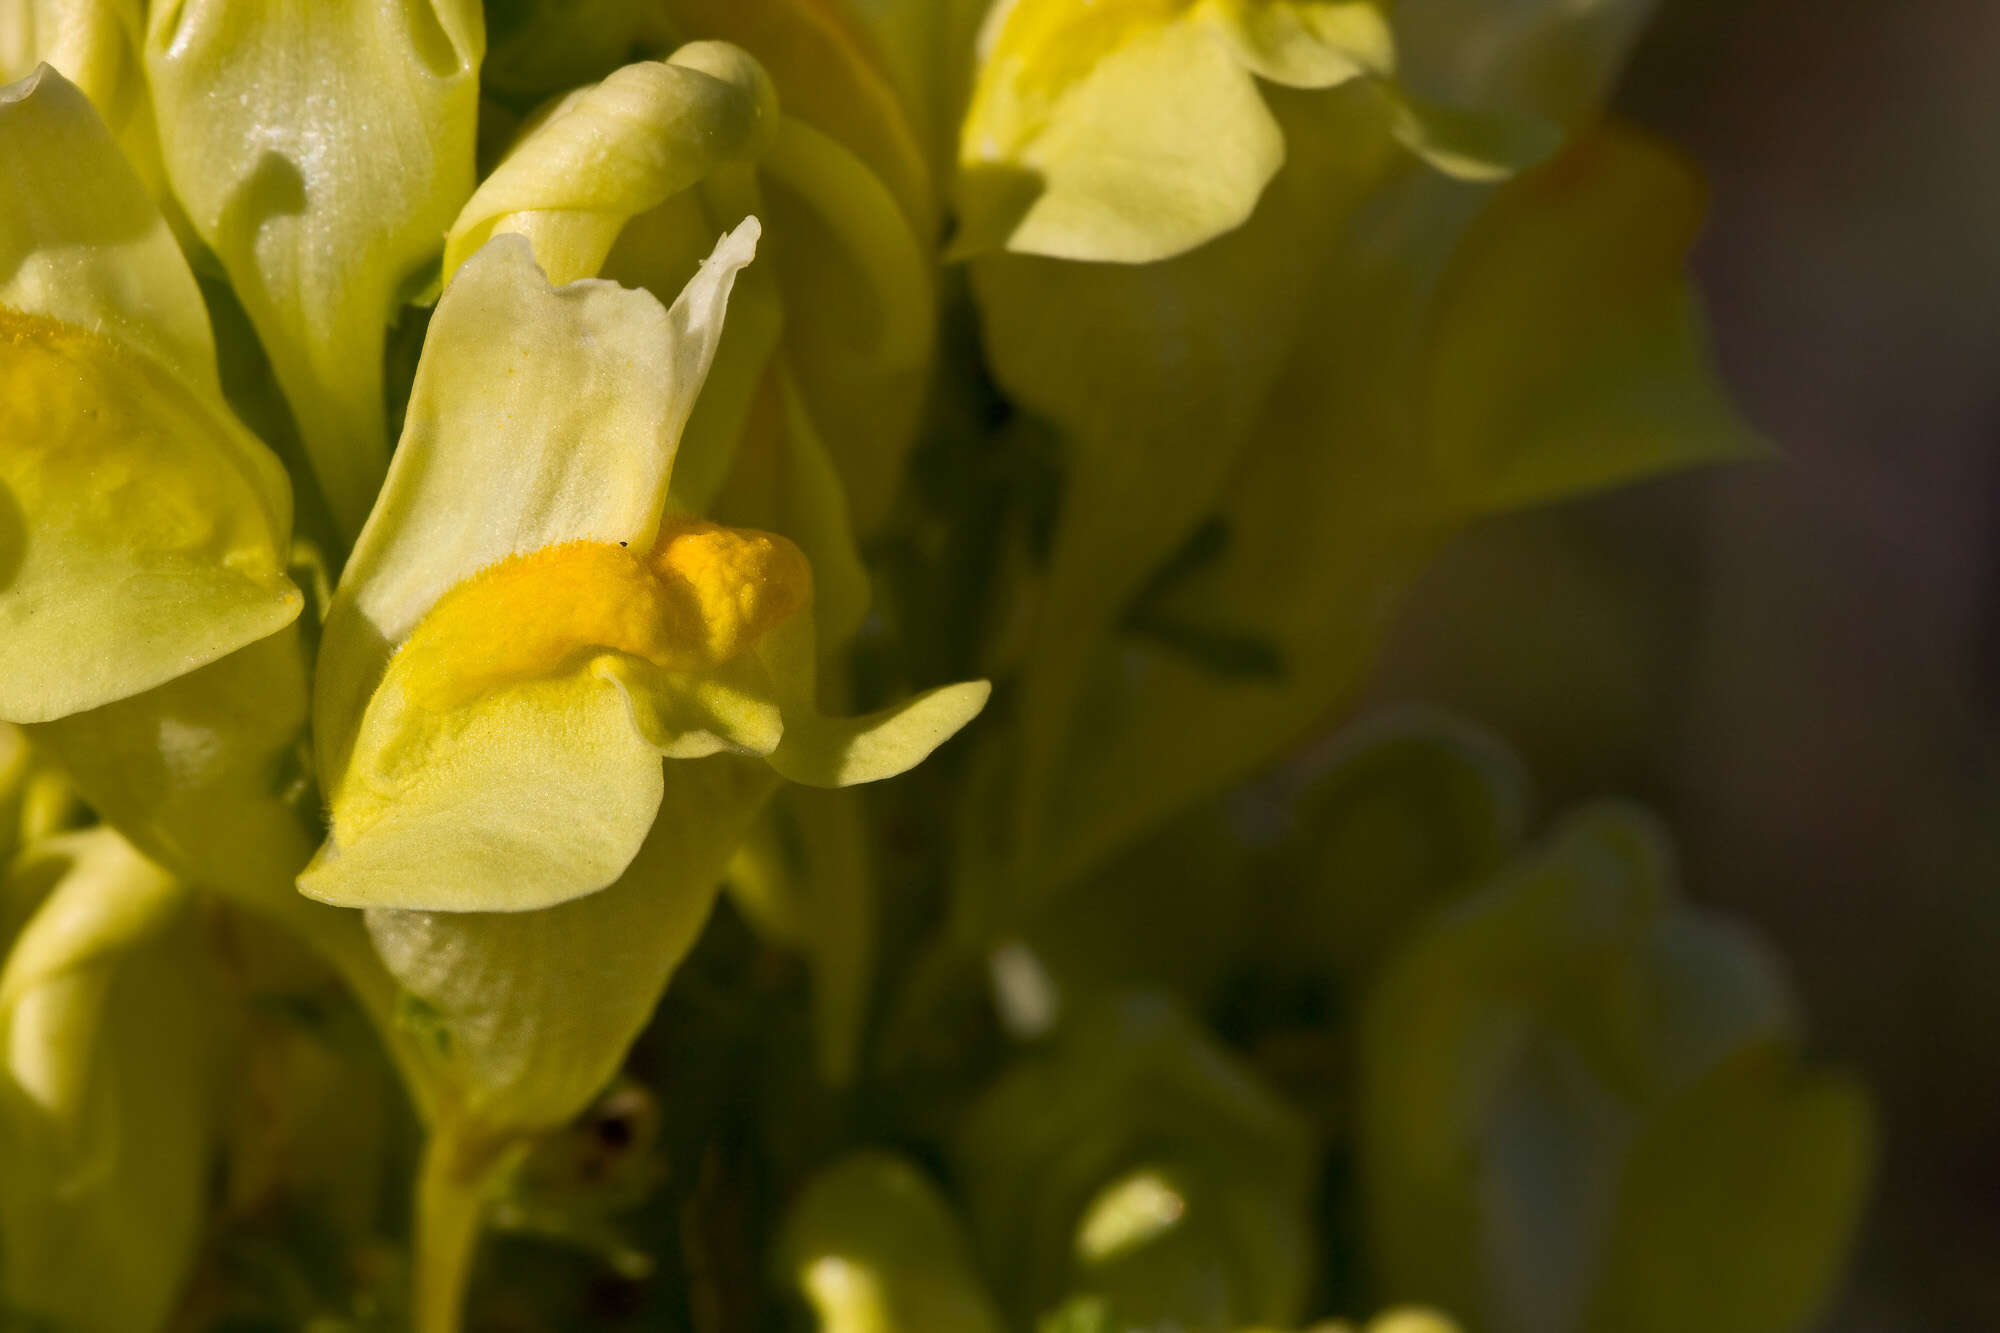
xmin=1361 ymin=804 xmax=1874 ymax=1333
xmin=142 ymin=0 xmax=484 ymax=539
xmin=843 ymin=0 xmax=998 ymax=185
xmin=0 ymin=66 xmax=302 ymax=725
xmin=1018 ymin=712 xmax=1525 ymax=1016
xmin=953 ymin=0 xmax=1556 ymax=264
xmin=1390 ymin=0 xmax=1655 ymax=132
xmin=0 ymin=828 xmax=207 ymax=1333
xmin=955 ymin=994 xmax=1318 ymax=1330
xmin=1238 ymin=1312 xmax=1462 ymax=1333
xmin=0 ymin=723 xmax=84 ymax=870
xmin=959 ymin=97 xmax=1761 ymax=934
xmin=779 ymin=1151 xmax=1007 ymax=1333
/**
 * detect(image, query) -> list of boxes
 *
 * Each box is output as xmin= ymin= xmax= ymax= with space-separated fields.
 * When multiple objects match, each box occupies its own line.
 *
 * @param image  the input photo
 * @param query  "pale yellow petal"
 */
xmin=363 ymin=753 xmax=775 ymax=1132
xmin=145 ymin=0 xmax=485 ymax=537
xmin=0 ymin=65 xmax=213 ymax=394
xmin=0 ymin=2 xmax=159 ymax=193
xmin=444 ymin=43 xmax=778 ymax=285
xmin=314 ymin=222 xmax=759 ymax=788
xmin=0 ymin=307 xmax=302 ymax=723
xmin=300 ymin=673 xmax=665 ymax=914
xmin=768 ymin=678 xmax=992 ymax=788
xmin=1204 ymin=0 xmax=1393 ymax=89
xmin=0 ymin=68 xmax=298 ymax=724
xmin=956 ymin=16 xmax=1284 ymax=262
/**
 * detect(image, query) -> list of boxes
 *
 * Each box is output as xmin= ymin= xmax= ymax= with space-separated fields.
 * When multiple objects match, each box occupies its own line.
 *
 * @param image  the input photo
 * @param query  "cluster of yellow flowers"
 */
xmin=1 ymin=3 xmax=1867 ymax=1332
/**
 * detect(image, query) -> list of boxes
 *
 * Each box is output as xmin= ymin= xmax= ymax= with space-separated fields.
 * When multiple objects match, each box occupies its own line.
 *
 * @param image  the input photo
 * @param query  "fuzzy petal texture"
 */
xmin=310 ymin=222 xmax=982 ymax=913
xmin=308 ymin=224 xmax=760 ymax=912
xmin=314 ymin=224 xmax=757 ymax=787
xmin=0 ymin=67 xmax=300 ymax=725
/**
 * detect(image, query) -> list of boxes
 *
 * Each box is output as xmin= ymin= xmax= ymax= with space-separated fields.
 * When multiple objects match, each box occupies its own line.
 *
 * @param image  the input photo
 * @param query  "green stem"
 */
xmin=415 ymin=1122 xmax=506 ymax=1333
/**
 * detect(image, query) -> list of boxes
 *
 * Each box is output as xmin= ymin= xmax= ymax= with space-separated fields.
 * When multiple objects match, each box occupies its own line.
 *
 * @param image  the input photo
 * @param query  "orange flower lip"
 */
xmin=395 ymin=519 xmax=813 ymax=714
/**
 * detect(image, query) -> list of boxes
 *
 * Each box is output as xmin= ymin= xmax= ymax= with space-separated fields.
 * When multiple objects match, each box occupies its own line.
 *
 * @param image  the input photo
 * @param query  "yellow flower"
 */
xmin=303 ymin=223 xmax=985 ymax=915
xmin=291 ymin=227 xmax=984 ymax=1330
xmin=0 ymin=828 xmax=207 ymax=1333
xmin=0 ymin=0 xmax=160 ymax=193
xmin=143 ymin=0 xmax=484 ymax=538
xmin=0 ymin=66 xmax=301 ymax=725
xmin=954 ymin=0 xmax=1554 ymax=263
xmin=451 ymin=33 xmax=931 ymax=623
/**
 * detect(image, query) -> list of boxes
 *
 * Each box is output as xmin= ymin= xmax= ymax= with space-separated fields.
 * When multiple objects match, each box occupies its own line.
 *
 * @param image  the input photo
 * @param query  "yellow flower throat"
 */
xmin=397 ymin=519 xmax=812 ymax=713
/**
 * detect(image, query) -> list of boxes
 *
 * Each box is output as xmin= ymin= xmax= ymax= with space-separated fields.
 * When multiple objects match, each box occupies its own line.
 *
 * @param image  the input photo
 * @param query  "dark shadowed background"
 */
xmin=1367 ymin=2 xmax=2000 ymax=1326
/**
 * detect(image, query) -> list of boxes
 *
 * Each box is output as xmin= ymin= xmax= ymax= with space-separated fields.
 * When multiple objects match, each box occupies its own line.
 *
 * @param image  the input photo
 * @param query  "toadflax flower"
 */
xmin=433 ymin=34 xmax=947 ymax=1085
xmin=302 ymin=222 xmax=986 ymax=915
xmin=953 ymin=0 xmax=1554 ymax=264
xmin=293 ymin=220 xmax=986 ymax=1331
xmin=0 ymin=66 xmax=302 ymax=726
